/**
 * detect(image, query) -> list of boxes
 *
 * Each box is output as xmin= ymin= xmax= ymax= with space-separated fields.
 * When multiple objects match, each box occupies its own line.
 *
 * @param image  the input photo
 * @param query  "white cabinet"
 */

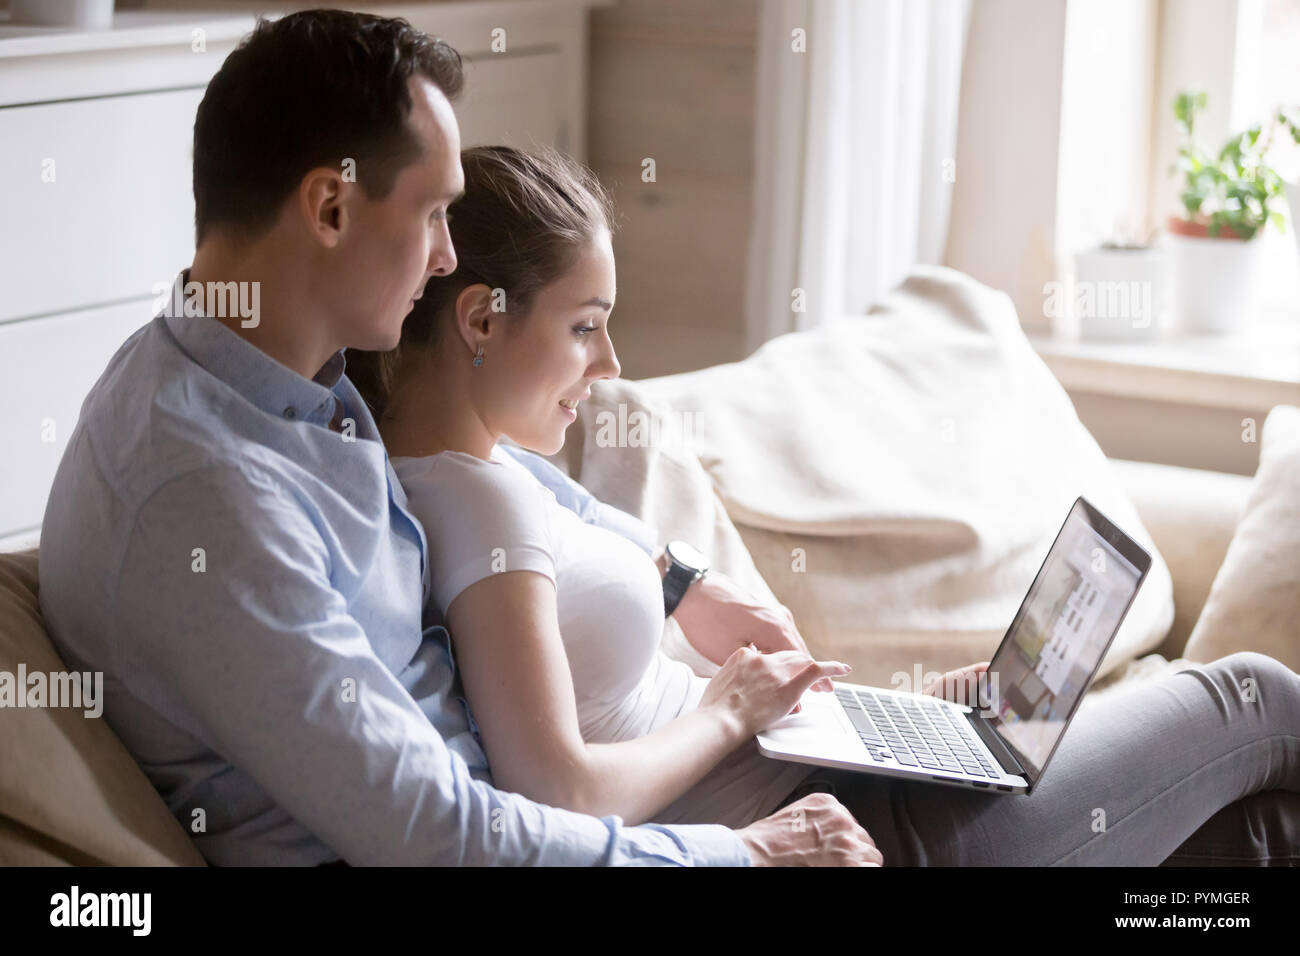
xmin=0 ymin=88 xmax=203 ymax=323
xmin=0 ymin=299 xmax=155 ymax=538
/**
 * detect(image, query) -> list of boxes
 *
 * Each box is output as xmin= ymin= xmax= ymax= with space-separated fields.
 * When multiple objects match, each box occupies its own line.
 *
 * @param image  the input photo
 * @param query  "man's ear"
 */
xmin=298 ymin=167 xmax=351 ymax=249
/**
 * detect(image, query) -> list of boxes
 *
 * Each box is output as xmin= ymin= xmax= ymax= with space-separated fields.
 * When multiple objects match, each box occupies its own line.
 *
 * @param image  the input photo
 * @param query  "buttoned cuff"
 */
xmin=666 ymin=824 xmax=754 ymax=866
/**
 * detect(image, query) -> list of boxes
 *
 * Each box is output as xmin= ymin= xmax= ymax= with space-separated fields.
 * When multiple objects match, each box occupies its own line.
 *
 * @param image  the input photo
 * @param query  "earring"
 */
xmin=473 ymin=345 xmax=484 ymax=368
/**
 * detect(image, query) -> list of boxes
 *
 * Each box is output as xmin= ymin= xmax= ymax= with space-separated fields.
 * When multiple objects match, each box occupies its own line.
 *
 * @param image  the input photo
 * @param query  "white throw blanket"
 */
xmin=546 ymin=266 xmax=1174 ymax=687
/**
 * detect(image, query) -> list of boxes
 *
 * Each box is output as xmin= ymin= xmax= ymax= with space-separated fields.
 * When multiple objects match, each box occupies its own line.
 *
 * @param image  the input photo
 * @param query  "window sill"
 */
xmin=1027 ymin=309 xmax=1300 ymax=412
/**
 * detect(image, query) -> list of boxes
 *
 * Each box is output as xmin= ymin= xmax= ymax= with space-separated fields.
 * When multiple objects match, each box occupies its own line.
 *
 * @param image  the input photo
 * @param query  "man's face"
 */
xmin=334 ymin=76 xmax=463 ymax=352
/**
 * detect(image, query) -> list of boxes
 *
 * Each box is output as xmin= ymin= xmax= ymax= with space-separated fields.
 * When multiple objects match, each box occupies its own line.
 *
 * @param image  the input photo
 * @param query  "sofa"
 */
xmin=0 ymin=455 xmax=1261 ymax=865
xmin=2 ymin=266 xmax=1294 ymax=865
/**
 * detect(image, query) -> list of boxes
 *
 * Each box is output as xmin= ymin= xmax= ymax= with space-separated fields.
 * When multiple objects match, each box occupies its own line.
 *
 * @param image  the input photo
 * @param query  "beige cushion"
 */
xmin=0 ymin=549 xmax=205 ymax=866
xmin=1110 ymin=459 xmax=1251 ymax=659
xmin=1183 ymin=406 xmax=1300 ymax=671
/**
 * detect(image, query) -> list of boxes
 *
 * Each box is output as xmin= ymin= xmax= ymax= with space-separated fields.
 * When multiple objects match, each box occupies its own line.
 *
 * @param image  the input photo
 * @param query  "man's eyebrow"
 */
xmin=580 ymin=297 xmax=613 ymax=310
xmin=438 ymin=188 xmax=465 ymax=203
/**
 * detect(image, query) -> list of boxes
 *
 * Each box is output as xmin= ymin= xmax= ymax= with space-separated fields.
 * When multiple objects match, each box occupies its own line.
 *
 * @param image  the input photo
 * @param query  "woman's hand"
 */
xmin=922 ymin=661 xmax=992 ymax=707
xmin=698 ymin=645 xmax=851 ymax=737
xmin=671 ymin=568 xmax=834 ymax=692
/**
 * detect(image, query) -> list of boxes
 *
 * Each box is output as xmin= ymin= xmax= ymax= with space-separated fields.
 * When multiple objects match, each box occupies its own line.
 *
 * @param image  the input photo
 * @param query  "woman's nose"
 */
xmin=599 ymin=343 xmax=621 ymax=381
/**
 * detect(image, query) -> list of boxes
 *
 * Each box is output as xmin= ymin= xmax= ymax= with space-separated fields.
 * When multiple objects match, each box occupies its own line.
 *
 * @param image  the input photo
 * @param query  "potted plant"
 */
xmin=1165 ymin=91 xmax=1300 ymax=333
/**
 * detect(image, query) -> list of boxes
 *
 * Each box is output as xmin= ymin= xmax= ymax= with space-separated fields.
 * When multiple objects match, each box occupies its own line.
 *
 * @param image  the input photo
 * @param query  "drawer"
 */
xmin=0 ymin=87 xmax=202 ymax=323
xmin=0 ymin=300 xmax=155 ymax=537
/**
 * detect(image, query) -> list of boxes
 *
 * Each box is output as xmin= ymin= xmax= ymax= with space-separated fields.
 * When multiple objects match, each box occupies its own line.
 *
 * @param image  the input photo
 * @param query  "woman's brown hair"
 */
xmin=346 ymin=144 xmax=617 ymax=423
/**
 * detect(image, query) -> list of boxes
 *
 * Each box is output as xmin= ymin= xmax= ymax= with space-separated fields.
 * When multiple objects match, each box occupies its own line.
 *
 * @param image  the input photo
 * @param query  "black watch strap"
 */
xmin=662 ymin=562 xmax=697 ymax=617
xmin=661 ymin=540 xmax=710 ymax=618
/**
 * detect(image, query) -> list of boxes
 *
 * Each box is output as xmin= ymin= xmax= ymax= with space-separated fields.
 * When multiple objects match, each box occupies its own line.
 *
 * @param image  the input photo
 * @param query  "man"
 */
xmin=38 ymin=8 xmax=879 ymax=866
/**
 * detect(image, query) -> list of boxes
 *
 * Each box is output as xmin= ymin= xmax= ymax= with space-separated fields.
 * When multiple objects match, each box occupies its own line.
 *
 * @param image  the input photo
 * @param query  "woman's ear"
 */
xmin=453 ymin=284 xmax=498 ymax=356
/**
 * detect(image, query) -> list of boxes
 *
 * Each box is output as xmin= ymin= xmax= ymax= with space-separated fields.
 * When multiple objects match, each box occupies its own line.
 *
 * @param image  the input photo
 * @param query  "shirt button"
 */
xmin=283 ymin=407 xmax=297 ymax=420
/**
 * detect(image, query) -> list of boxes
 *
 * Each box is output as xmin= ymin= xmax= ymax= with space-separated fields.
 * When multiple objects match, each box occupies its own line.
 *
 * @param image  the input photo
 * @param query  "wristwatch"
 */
xmin=661 ymin=539 xmax=710 ymax=617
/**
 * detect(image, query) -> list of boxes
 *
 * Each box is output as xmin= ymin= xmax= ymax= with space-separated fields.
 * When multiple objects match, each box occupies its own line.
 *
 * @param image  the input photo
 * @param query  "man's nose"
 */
xmin=429 ymin=233 xmax=456 ymax=277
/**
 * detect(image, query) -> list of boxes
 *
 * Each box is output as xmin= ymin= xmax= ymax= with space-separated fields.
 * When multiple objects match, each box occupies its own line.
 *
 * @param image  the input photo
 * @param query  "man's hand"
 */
xmin=737 ymin=793 xmax=883 ymax=866
xmin=665 ymin=559 xmax=834 ymax=693
xmin=922 ymin=661 xmax=991 ymax=707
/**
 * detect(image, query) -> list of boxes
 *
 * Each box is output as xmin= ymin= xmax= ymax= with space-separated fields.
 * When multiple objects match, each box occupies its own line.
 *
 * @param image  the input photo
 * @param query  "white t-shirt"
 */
xmin=391 ymin=444 xmax=813 ymax=829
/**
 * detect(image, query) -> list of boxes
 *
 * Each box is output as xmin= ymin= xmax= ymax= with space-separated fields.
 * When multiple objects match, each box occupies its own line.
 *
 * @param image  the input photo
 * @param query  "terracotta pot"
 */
xmin=1166 ymin=215 xmax=1247 ymax=240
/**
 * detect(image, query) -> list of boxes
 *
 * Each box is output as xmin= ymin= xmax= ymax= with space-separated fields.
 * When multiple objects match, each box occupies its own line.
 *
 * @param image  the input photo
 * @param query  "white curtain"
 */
xmin=746 ymin=0 xmax=972 ymax=352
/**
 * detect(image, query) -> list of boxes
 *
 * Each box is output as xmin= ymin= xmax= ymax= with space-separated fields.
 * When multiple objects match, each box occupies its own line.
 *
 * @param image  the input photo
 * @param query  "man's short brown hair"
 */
xmin=192 ymin=8 xmax=464 ymax=245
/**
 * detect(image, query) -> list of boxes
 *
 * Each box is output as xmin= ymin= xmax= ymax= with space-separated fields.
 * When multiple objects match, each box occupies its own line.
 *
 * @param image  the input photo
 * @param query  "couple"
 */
xmin=38 ymin=9 xmax=1300 ymax=866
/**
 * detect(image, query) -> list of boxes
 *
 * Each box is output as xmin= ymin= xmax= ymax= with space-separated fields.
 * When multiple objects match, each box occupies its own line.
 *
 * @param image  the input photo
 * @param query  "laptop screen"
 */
xmin=982 ymin=499 xmax=1146 ymax=781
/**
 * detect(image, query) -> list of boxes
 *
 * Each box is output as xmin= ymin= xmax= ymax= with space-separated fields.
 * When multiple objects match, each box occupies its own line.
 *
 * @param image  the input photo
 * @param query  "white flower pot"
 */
xmin=1166 ymin=218 xmax=1265 ymax=334
xmin=1071 ymin=245 xmax=1170 ymax=340
xmin=9 ymin=0 xmax=114 ymax=30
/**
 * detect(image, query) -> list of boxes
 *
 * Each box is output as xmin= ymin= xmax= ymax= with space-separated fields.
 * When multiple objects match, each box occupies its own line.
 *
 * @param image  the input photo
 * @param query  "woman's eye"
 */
xmin=574 ymin=325 xmax=597 ymax=337
xmin=431 ymin=209 xmax=451 ymax=223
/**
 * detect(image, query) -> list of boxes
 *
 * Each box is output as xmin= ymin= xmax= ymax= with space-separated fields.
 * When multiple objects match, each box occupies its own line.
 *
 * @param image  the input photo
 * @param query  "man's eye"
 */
xmin=431 ymin=209 xmax=451 ymax=223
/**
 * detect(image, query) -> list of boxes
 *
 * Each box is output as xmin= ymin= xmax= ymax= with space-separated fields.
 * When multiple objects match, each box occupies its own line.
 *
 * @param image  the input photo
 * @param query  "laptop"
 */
xmin=757 ymin=496 xmax=1152 ymax=794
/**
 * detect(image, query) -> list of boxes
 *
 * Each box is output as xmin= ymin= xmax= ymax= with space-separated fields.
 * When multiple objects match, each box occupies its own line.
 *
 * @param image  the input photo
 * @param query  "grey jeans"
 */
xmin=773 ymin=651 xmax=1300 ymax=865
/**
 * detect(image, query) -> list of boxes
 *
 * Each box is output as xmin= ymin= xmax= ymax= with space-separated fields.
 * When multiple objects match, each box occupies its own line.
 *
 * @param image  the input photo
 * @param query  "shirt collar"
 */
xmin=162 ymin=268 xmax=346 ymax=425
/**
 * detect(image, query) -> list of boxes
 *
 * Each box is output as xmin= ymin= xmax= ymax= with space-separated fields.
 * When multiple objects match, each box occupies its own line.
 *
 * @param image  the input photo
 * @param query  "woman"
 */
xmin=346 ymin=145 xmax=842 ymax=829
xmin=347 ymin=146 xmax=1300 ymax=861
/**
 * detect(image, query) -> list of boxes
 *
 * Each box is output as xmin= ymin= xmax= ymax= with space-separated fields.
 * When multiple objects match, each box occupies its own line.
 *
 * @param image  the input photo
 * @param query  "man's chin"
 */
xmin=349 ymin=324 xmax=403 ymax=354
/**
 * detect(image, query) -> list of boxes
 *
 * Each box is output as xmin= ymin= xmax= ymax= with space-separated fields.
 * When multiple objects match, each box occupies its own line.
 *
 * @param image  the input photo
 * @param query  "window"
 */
xmin=1232 ymin=0 xmax=1300 ymax=317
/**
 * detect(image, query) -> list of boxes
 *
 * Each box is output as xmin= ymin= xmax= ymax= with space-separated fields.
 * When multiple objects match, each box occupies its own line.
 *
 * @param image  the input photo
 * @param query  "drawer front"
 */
xmin=0 ymin=87 xmax=202 ymax=323
xmin=0 ymin=300 xmax=155 ymax=537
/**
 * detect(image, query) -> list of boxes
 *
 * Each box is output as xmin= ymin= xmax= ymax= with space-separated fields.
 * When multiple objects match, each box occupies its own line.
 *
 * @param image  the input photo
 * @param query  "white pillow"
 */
xmin=1183 ymin=405 xmax=1300 ymax=672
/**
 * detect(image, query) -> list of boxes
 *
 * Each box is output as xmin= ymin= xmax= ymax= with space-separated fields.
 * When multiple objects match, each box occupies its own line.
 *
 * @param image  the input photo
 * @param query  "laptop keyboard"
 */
xmin=835 ymin=687 xmax=1003 ymax=779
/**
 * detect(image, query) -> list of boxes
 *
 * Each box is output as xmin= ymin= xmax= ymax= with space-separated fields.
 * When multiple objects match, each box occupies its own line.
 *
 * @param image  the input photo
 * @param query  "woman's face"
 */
xmin=487 ymin=229 xmax=620 ymax=456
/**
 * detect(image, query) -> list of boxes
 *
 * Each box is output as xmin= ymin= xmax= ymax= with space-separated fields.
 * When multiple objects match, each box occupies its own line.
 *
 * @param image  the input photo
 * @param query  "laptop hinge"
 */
xmin=964 ymin=709 xmax=1028 ymax=778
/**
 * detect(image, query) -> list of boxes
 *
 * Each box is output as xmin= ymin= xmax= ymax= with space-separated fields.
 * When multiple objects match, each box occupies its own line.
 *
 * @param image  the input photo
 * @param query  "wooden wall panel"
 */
xmin=587 ymin=0 xmax=758 ymax=381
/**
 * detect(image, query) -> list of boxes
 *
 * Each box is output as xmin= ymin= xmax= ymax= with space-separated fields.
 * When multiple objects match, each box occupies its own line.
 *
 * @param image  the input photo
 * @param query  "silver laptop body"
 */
xmin=757 ymin=497 xmax=1153 ymax=795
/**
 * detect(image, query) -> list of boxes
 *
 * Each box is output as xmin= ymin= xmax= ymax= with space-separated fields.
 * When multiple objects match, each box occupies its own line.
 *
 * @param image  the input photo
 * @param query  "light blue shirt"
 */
xmin=37 ymin=271 xmax=750 ymax=867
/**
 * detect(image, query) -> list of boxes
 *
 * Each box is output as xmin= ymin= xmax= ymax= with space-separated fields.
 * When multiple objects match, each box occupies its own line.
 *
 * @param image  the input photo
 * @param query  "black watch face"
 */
xmin=667 ymin=540 xmax=708 ymax=573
